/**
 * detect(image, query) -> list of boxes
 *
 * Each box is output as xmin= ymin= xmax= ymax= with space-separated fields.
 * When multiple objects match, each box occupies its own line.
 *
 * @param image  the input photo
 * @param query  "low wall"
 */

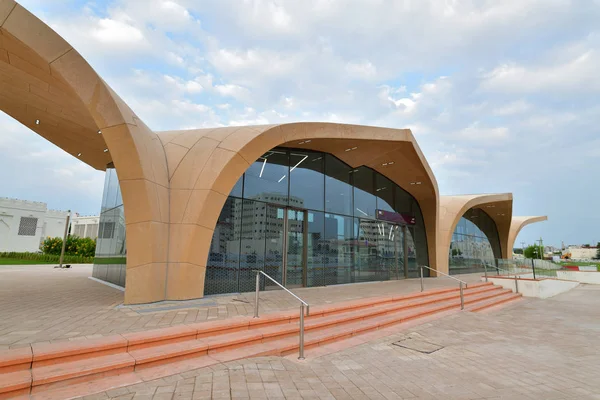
xmin=485 ymin=276 xmax=579 ymax=299
xmin=556 ymin=270 xmax=600 ymax=284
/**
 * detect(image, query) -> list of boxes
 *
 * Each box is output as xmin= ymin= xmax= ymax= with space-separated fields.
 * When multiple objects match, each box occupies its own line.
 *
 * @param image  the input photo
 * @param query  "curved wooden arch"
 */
xmin=438 ymin=194 xmax=513 ymax=273
xmin=0 ymin=1 xmax=169 ymax=303
xmin=507 ymin=216 xmax=548 ymax=255
xmin=157 ymin=122 xmax=439 ymax=299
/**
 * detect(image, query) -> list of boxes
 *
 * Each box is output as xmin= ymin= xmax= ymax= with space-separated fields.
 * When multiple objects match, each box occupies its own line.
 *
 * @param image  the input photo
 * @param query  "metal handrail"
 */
xmin=419 ymin=265 xmax=467 ymax=310
xmin=252 ymin=270 xmax=309 ymax=360
xmin=482 ymin=263 xmax=522 ymax=294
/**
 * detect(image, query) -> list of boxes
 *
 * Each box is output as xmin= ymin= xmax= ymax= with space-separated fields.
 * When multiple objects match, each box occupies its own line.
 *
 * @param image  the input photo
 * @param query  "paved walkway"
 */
xmin=0 ymin=265 xmax=482 ymax=350
xmin=83 ymin=284 xmax=600 ymax=400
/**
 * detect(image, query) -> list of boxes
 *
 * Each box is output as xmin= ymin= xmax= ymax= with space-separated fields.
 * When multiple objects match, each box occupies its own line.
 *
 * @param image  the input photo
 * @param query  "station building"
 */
xmin=0 ymin=1 xmax=547 ymax=303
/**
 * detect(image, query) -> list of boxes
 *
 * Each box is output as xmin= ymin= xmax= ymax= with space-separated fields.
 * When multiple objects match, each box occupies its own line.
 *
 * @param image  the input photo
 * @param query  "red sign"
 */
xmin=376 ymin=209 xmax=416 ymax=225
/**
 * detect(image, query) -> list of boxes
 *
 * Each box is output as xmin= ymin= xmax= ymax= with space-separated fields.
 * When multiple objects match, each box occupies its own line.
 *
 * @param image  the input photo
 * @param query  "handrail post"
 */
xmin=419 ymin=266 xmax=424 ymax=292
xmin=483 ymin=261 xmax=488 ymax=282
xmin=495 ymin=258 xmax=500 ymax=275
xmin=459 ymin=282 xmax=464 ymax=310
xmin=531 ymin=258 xmax=536 ymax=280
xmin=514 ymin=273 xmax=519 ymax=294
xmin=299 ymin=304 xmax=305 ymax=360
xmin=254 ymin=271 xmax=260 ymax=318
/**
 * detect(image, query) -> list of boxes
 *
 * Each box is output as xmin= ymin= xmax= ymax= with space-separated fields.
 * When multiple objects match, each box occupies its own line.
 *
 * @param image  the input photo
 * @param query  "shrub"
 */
xmin=41 ymin=235 xmax=97 ymax=258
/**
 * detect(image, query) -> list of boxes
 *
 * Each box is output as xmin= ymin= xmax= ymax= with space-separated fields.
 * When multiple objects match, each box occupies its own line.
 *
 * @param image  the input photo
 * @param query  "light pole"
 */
xmin=58 ymin=210 xmax=71 ymax=269
xmin=521 ymin=241 xmax=526 ymax=258
xmin=537 ymin=237 xmax=544 ymax=260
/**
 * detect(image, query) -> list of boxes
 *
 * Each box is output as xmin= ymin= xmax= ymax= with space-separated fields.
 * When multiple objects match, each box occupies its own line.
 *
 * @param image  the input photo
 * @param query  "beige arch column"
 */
xmin=0 ymin=1 xmax=170 ymax=304
xmin=507 ymin=216 xmax=548 ymax=258
xmin=438 ymin=194 xmax=513 ymax=274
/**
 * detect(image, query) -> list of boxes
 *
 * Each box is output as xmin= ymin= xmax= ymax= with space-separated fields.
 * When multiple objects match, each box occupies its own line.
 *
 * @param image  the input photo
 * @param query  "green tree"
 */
xmin=595 ymin=242 xmax=600 ymax=260
xmin=524 ymin=244 xmax=544 ymax=259
xmin=513 ymin=248 xmax=524 ymax=255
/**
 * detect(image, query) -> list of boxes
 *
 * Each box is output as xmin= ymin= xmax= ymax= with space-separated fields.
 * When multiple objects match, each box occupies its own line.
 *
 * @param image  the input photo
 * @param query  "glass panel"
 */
xmin=306 ymin=211 xmax=325 ymax=287
xmin=244 ymin=149 xmax=289 ymax=205
xmin=289 ymin=151 xmax=324 ymax=211
xmin=205 ymin=197 xmax=241 ymax=295
xmin=353 ymin=167 xmax=376 ymax=219
xmin=412 ymin=205 xmax=429 ymax=268
xmin=263 ymin=204 xmax=285 ymax=289
xmin=394 ymin=186 xmax=413 ymax=214
xmin=103 ymin=169 xmax=120 ymax=211
xmin=355 ymin=218 xmax=382 ymax=282
xmin=286 ymin=209 xmax=305 ymax=287
xmin=238 ymin=199 xmax=267 ymax=291
xmin=324 ymin=213 xmax=354 ymax=285
xmin=375 ymin=173 xmax=394 ymax=213
xmin=449 ymin=208 xmax=501 ymax=275
xmin=324 ymin=154 xmax=353 ymax=216
xmin=230 ymin=174 xmax=243 ymax=198
xmin=406 ymin=226 xmax=419 ymax=277
xmin=378 ymin=222 xmax=403 ymax=280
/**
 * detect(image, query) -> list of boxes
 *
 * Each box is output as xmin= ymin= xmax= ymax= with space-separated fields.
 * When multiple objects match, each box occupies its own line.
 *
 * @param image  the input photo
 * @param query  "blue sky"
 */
xmin=1 ymin=0 xmax=599 ymax=248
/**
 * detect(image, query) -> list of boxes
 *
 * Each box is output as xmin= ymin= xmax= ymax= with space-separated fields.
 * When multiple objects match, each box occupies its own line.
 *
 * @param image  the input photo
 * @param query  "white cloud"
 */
xmin=214 ymin=84 xmax=251 ymax=101
xmin=345 ymin=60 xmax=377 ymax=80
xmin=91 ymin=18 xmax=144 ymax=45
xmin=492 ymin=100 xmax=531 ymax=116
xmin=480 ymin=51 xmax=600 ymax=94
xmin=6 ymin=0 xmax=600 ymax=246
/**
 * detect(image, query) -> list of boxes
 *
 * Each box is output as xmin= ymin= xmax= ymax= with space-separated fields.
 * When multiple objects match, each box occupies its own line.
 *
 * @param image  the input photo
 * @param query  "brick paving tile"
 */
xmin=0 ymin=264 xmax=484 ymax=349
xmin=76 ymin=284 xmax=600 ymax=400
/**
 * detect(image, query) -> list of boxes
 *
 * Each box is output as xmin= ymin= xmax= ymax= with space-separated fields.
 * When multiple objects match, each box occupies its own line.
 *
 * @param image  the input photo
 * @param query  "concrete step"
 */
xmin=0 ymin=282 xmax=514 ymax=399
xmin=468 ymin=292 xmax=523 ymax=312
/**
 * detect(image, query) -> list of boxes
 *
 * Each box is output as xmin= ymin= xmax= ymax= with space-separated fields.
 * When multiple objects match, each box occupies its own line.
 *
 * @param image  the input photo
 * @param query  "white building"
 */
xmin=70 ymin=215 xmax=100 ymax=240
xmin=0 ymin=197 xmax=69 ymax=252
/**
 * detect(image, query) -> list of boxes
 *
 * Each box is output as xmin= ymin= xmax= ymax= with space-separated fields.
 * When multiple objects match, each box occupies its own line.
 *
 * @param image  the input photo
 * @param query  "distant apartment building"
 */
xmin=563 ymin=245 xmax=598 ymax=260
xmin=0 ymin=197 xmax=100 ymax=253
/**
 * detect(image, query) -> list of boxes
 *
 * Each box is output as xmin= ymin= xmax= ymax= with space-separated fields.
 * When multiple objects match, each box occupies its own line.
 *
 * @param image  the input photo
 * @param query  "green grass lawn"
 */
xmin=0 ymin=258 xmax=59 ymax=265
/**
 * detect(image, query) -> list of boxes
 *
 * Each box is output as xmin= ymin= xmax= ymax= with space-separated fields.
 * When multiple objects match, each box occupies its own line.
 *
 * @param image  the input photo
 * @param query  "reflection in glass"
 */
xmin=324 ymin=214 xmax=354 ymax=285
xmin=286 ymin=209 xmax=305 ymax=287
xmin=355 ymin=218 xmax=382 ymax=282
xmin=306 ymin=211 xmax=325 ymax=287
xmin=324 ymin=155 xmax=353 ymax=216
xmin=238 ymin=199 xmax=267 ymax=290
xmin=290 ymin=151 xmax=324 ymax=211
xmin=353 ymin=167 xmax=376 ymax=219
xmin=378 ymin=222 xmax=403 ymax=280
xmin=93 ymin=165 xmax=127 ymax=287
xmin=449 ymin=208 xmax=501 ymax=275
xmin=244 ymin=150 xmax=289 ymax=205
xmin=204 ymin=147 xmax=431 ymax=294
xmin=230 ymin=174 xmax=243 ymax=198
xmin=205 ymin=197 xmax=241 ymax=295
xmin=376 ymin=174 xmax=394 ymax=213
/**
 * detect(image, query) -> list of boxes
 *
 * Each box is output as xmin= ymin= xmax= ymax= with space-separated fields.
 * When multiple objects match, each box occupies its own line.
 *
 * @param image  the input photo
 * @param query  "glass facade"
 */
xmin=92 ymin=165 xmax=127 ymax=286
xmin=205 ymin=147 xmax=430 ymax=295
xmin=449 ymin=208 xmax=501 ymax=275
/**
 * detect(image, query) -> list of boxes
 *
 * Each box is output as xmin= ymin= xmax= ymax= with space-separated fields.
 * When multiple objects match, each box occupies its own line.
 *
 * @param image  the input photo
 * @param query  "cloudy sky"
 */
xmin=2 ymin=0 xmax=599 ymax=248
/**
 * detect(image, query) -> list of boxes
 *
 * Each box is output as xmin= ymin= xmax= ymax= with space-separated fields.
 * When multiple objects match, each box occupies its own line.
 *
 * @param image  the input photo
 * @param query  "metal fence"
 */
xmin=451 ymin=257 xmax=571 ymax=280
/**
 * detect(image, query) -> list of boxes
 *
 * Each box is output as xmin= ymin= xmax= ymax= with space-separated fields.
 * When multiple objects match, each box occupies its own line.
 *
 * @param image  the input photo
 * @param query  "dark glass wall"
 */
xmin=205 ymin=147 xmax=430 ymax=295
xmin=92 ymin=166 xmax=127 ymax=287
xmin=449 ymin=208 xmax=501 ymax=274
